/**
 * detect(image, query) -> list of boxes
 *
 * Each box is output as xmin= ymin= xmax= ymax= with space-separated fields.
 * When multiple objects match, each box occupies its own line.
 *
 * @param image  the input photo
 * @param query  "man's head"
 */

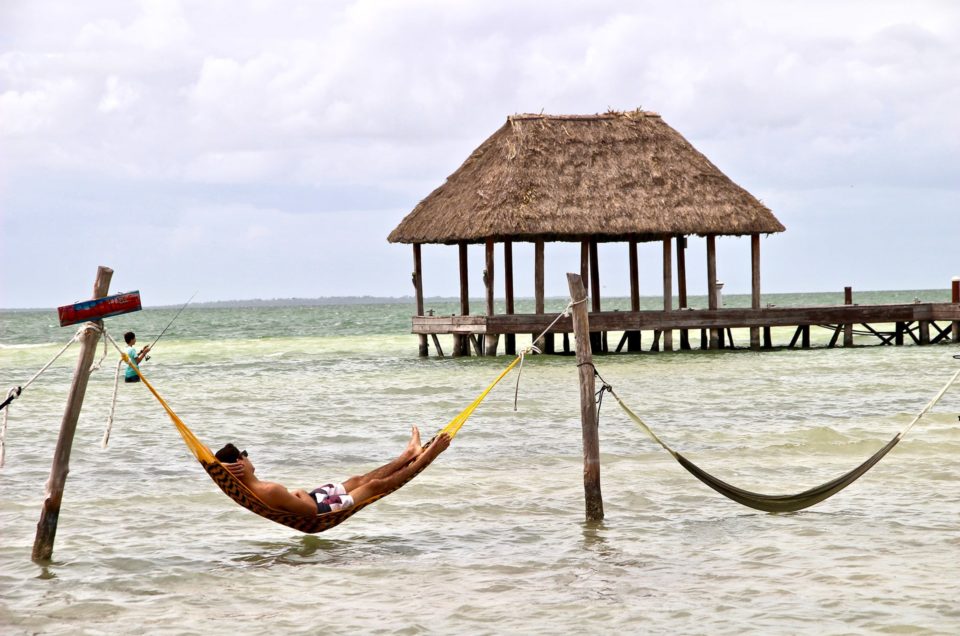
xmin=124 ymin=331 xmax=136 ymax=345
xmin=215 ymin=443 xmax=248 ymax=464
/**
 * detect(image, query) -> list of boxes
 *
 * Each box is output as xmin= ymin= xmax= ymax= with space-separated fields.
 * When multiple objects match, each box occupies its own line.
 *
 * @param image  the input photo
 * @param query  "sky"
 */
xmin=1 ymin=0 xmax=958 ymax=308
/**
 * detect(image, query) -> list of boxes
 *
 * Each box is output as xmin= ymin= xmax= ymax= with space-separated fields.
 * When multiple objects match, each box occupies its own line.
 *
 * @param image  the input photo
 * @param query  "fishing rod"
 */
xmin=145 ymin=291 xmax=198 ymax=356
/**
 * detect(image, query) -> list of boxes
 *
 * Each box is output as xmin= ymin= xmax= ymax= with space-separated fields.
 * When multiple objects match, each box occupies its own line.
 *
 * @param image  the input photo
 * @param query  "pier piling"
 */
xmin=953 ymin=277 xmax=959 ymax=343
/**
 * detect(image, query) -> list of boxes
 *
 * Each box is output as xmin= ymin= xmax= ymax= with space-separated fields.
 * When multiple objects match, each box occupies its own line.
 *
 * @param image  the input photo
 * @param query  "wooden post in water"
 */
xmin=589 ymin=239 xmax=603 ymax=353
xmin=677 ymin=236 xmax=690 ymax=350
xmin=456 ymin=242 xmax=470 ymax=356
xmin=413 ymin=244 xmax=428 ymax=357
xmin=483 ymin=239 xmax=498 ymax=356
xmin=662 ymin=238 xmax=673 ymax=351
xmin=952 ymin=277 xmax=959 ymax=344
xmin=628 ymin=239 xmax=641 ymax=352
xmin=566 ymin=272 xmax=603 ymax=522
xmin=533 ymin=241 xmax=553 ymax=353
xmin=843 ymin=286 xmax=854 ymax=347
xmin=33 ymin=266 xmax=113 ymax=562
xmin=750 ymin=233 xmax=761 ymax=351
xmin=706 ymin=235 xmax=719 ymax=349
xmin=504 ymin=240 xmax=515 ymax=356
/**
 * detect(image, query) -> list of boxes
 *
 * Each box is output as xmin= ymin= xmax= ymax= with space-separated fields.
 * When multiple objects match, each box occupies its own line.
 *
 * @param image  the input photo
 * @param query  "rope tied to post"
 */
xmin=512 ymin=297 xmax=586 ymax=411
xmin=0 ymin=325 xmax=92 ymax=468
xmin=574 ymin=362 xmax=613 ymax=422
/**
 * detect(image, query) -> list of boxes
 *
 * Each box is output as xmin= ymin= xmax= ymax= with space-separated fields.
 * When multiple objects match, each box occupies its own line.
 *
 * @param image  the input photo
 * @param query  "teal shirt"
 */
xmin=125 ymin=346 xmax=140 ymax=379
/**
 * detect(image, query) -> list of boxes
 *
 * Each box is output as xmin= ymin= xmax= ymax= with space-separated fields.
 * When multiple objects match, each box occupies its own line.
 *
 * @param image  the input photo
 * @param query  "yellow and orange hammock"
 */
xmin=122 ymin=350 xmax=520 ymax=533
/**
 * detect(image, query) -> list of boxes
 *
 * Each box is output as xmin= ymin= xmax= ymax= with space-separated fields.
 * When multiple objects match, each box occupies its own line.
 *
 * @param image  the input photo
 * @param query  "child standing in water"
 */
xmin=123 ymin=331 xmax=151 ymax=383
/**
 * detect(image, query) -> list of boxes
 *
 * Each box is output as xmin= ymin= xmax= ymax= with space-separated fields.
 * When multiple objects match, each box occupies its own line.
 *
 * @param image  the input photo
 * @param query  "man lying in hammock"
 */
xmin=214 ymin=426 xmax=450 ymax=516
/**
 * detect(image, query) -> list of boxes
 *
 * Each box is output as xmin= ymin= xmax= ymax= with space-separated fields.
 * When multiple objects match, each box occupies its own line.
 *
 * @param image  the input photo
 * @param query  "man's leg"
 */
xmin=342 ymin=426 xmax=424 ymax=491
xmin=347 ymin=433 xmax=450 ymax=503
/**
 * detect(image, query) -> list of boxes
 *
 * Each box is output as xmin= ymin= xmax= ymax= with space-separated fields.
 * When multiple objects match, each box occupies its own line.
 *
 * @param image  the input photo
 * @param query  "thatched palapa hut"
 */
xmin=388 ymin=110 xmax=785 ymax=356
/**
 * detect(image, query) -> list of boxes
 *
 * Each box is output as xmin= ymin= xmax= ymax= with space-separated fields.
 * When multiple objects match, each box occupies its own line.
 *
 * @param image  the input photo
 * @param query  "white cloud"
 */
xmin=1 ymin=0 xmax=959 ymax=306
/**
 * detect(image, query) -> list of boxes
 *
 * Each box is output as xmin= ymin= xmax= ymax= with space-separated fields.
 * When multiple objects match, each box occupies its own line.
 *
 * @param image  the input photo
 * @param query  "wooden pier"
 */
xmin=413 ymin=298 xmax=960 ymax=356
xmin=387 ymin=111 xmax=959 ymax=358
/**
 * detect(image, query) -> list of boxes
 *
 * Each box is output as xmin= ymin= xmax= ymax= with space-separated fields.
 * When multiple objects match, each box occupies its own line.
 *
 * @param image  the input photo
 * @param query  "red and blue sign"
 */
xmin=57 ymin=291 xmax=142 ymax=327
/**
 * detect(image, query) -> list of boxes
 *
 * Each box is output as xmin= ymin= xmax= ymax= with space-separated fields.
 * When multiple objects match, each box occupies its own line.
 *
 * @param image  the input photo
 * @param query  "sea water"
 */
xmin=1 ymin=292 xmax=959 ymax=635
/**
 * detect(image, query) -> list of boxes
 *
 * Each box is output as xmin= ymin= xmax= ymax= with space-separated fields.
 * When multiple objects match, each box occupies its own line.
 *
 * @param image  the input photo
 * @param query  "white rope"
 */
xmin=101 ymin=359 xmax=124 ymax=448
xmin=1 ymin=388 xmax=17 ymax=468
xmin=513 ymin=344 xmax=541 ymax=411
xmin=512 ymin=297 xmax=587 ymax=411
xmin=89 ymin=328 xmax=110 ymax=372
xmin=1 ymin=327 xmax=87 ymax=468
xmin=15 ymin=329 xmax=84 ymax=393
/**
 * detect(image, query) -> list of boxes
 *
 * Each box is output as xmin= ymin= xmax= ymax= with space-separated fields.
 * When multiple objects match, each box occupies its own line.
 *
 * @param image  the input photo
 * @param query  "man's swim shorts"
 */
xmin=310 ymin=483 xmax=355 ymax=514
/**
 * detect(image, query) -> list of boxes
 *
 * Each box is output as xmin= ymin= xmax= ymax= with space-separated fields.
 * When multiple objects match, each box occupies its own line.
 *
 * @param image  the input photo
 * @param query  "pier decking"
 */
xmin=413 ymin=301 xmax=960 ymax=356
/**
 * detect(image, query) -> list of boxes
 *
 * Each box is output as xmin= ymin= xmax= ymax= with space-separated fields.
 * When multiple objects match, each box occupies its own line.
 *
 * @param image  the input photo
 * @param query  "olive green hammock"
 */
xmin=608 ymin=367 xmax=960 ymax=513
xmin=117 ymin=341 xmax=520 ymax=533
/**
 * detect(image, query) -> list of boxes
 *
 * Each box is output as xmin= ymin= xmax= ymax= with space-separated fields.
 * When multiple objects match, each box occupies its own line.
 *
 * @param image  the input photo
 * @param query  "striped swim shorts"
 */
xmin=310 ymin=483 xmax=355 ymax=514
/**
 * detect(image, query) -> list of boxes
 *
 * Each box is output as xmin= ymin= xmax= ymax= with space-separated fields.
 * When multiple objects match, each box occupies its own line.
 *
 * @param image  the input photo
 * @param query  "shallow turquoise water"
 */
xmin=1 ymin=294 xmax=959 ymax=634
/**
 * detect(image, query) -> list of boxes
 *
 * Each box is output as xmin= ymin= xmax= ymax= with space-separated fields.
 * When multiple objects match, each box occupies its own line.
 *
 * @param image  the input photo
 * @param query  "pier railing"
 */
xmin=411 ymin=301 xmax=960 ymax=356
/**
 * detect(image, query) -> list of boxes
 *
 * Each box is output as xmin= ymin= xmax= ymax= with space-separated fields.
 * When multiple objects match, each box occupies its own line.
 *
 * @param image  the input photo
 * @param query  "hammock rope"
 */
xmin=1 ymin=325 xmax=96 ymax=468
xmin=100 ymin=327 xmax=523 ymax=533
xmin=605 ymin=366 xmax=960 ymax=513
xmin=101 ymin=359 xmax=124 ymax=448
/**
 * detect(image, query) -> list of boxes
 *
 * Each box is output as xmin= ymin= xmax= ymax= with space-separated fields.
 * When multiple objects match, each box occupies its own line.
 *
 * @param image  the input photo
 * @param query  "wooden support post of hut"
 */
xmin=953 ymin=277 xmax=960 ymax=343
xmin=483 ymin=239 xmax=498 ymax=356
xmin=588 ymin=239 xmax=603 ymax=353
xmin=677 ymin=236 xmax=690 ymax=350
xmin=706 ymin=235 xmax=720 ymax=349
xmin=33 ymin=266 xmax=113 ymax=562
xmin=413 ymin=244 xmax=428 ymax=357
xmin=750 ymin=233 xmax=761 ymax=350
xmin=534 ymin=240 xmax=552 ymax=353
xmin=503 ymin=240 xmax=516 ymax=355
xmin=662 ymin=237 xmax=673 ymax=351
xmin=567 ymin=272 xmax=603 ymax=522
xmin=844 ymin=286 xmax=854 ymax=347
xmin=628 ymin=239 xmax=641 ymax=351
xmin=456 ymin=242 xmax=470 ymax=356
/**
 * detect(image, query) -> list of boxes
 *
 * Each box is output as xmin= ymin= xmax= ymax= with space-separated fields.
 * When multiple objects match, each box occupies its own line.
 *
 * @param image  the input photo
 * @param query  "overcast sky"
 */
xmin=2 ymin=0 xmax=958 ymax=308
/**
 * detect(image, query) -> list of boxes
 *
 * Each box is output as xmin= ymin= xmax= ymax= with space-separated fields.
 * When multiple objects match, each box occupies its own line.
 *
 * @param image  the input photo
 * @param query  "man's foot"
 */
xmin=418 ymin=433 xmax=450 ymax=463
xmin=404 ymin=426 xmax=424 ymax=458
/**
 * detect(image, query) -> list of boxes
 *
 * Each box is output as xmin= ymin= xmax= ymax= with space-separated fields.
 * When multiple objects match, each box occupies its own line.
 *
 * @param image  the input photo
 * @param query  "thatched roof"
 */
xmin=388 ymin=110 xmax=784 ymax=245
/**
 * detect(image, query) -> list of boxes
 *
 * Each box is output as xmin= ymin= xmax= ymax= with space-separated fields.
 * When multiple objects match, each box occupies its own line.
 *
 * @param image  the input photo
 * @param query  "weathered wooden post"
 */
xmin=533 ymin=240 xmax=553 ymax=353
xmin=677 ymin=235 xmax=690 ymax=350
xmin=706 ymin=235 xmax=720 ymax=349
xmin=750 ymin=233 xmax=761 ymax=351
xmin=952 ymin=277 xmax=959 ymax=344
xmin=503 ymin=240 xmax=516 ymax=355
xmin=413 ymin=244 xmax=428 ymax=357
xmin=588 ymin=239 xmax=603 ymax=353
xmin=662 ymin=237 xmax=673 ymax=352
xmin=567 ymin=272 xmax=604 ymax=522
xmin=628 ymin=239 xmax=641 ymax=352
xmin=33 ymin=266 xmax=113 ymax=561
xmin=455 ymin=242 xmax=470 ymax=357
xmin=483 ymin=239 xmax=498 ymax=356
xmin=843 ymin=286 xmax=854 ymax=347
